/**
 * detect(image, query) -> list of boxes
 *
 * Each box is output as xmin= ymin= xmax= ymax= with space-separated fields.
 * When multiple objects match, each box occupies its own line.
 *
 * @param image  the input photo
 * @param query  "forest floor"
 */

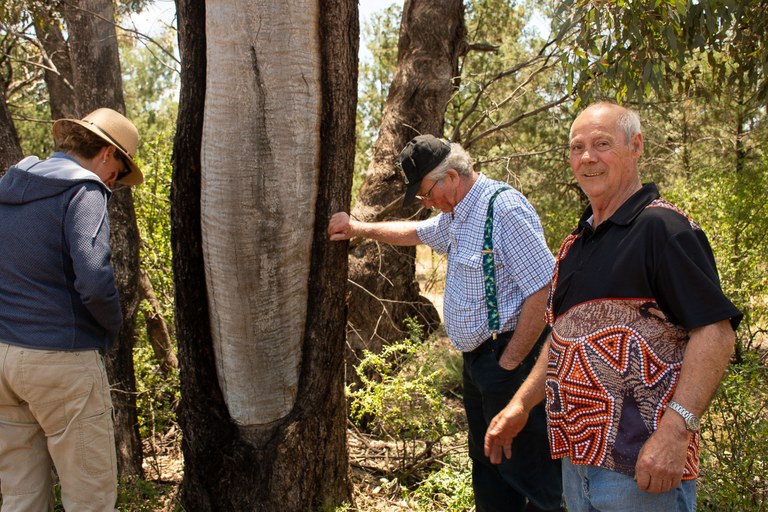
xmin=139 ymin=413 xmax=468 ymax=511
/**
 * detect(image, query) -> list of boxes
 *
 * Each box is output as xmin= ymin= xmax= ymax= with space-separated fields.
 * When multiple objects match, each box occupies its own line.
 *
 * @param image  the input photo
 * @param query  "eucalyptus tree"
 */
xmin=355 ymin=3 xmax=400 ymax=189
xmin=0 ymin=2 xmax=52 ymax=158
xmin=0 ymin=99 xmax=22 ymax=172
xmin=555 ymin=0 xmax=767 ymax=104
xmin=172 ymin=0 xmax=356 ymax=508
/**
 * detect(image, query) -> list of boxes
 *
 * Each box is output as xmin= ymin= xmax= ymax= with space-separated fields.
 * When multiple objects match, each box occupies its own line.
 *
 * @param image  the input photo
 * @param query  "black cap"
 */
xmin=396 ymin=134 xmax=451 ymax=207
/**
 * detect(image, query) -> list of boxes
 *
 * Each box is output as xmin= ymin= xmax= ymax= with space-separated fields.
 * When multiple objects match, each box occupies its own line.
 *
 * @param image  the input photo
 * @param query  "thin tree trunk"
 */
xmin=0 ymin=97 xmax=22 ymax=174
xmin=30 ymin=4 xmax=76 ymax=119
xmin=173 ymin=0 xmax=355 ymax=509
xmin=138 ymin=270 xmax=177 ymax=374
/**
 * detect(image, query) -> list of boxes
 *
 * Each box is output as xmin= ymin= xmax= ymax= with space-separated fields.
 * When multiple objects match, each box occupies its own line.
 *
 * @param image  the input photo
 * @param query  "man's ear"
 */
xmin=631 ymin=133 xmax=644 ymax=158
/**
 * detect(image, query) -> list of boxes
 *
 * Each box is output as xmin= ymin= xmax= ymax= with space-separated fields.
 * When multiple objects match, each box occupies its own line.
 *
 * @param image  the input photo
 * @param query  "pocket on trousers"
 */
xmin=77 ymin=407 xmax=116 ymax=477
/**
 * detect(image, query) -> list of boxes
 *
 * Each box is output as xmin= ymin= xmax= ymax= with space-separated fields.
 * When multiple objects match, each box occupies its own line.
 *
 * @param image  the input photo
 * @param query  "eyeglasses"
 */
xmin=415 ymin=179 xmax=439 ymax=202
xmin=114 ymin=153 xmax=130 ymax=181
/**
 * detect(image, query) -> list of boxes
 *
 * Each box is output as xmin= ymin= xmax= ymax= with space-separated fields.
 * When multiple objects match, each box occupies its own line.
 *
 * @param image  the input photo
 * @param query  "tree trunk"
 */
xmin=139 ymin=270 xmax=177 ymax=374
xmin=30 ymin=4 xmax=77 ymax=120
xmin=173 ymin=0 xmax=355 ymax=509
xmin=57 ymin=0 xmax=144 ymax=477
xmin=345 ymin=0 xmax=465 ymax=362
xmin=0 ymin=96 xmax=22 ymax=174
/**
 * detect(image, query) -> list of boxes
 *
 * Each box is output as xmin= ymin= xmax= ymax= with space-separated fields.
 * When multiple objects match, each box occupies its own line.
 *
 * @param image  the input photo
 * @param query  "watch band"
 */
xmin=667 ymin=400 xmax=700 ymax=432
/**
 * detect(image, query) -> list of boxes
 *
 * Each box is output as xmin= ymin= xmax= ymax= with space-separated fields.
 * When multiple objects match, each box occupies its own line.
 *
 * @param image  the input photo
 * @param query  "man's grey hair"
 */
xmin=571 ymin=101 xmax=643 ymax=146
xmin=424 ymin=142 xmax=473 ymax=181
xmin=617 ymin=107 xmax=642 ymax=146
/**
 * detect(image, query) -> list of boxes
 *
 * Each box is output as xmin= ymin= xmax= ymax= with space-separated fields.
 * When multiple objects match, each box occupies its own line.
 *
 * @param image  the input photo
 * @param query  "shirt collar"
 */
xmin=451 ymin=173 xmax=488 ymax=223
xmin=577 ymin=182 xmax=660 ymax=232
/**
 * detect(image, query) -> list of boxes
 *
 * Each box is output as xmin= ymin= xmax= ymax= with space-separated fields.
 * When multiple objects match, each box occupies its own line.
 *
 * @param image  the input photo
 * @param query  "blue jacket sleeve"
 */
xmin=64 ymin=183 xmax=123 ymax=344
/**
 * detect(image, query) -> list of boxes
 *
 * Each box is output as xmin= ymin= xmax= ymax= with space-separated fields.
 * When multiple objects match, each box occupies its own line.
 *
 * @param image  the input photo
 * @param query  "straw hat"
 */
xmin=53 ymin=108 xmax=143 ymax=186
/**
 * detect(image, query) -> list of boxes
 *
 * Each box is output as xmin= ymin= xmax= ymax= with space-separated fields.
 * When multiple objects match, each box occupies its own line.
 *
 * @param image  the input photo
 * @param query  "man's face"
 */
xmin=416 ymin=170 xmax=460 ymax=213
xmin=569 ymin=105 xmax=642 ymax=206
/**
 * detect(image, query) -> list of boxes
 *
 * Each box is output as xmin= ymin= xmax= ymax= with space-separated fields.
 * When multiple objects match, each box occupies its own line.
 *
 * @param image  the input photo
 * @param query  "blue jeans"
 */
xmin=562 ymin=457 xmax=696 ymax=512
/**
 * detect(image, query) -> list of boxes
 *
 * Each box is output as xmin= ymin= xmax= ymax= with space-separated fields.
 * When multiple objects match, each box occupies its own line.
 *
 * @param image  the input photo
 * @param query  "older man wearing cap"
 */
xmin=0 ymin=108 xmax=143 ymax=511
xmin=328 ymin=135 xmax=563 ymax=511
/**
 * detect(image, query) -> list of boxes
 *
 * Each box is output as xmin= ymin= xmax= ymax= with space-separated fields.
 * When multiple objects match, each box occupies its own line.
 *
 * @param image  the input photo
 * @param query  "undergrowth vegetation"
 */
xmin=698 ymin=351 xmax=768 ymax=511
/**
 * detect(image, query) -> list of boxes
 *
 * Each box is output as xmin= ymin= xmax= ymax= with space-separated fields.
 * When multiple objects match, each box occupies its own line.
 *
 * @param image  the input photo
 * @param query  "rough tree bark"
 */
xmin=30 ymin=2 xmax=76 ymax=120
xmin=0 ymin=97 xmax=22 ymax=174
xmin=56 ymin=0 xmax=144 ymax=477
xmin=173 ymin=0 xmax=356 ymax=509
xmin=345 ymin=0 xmax=466 ymax=363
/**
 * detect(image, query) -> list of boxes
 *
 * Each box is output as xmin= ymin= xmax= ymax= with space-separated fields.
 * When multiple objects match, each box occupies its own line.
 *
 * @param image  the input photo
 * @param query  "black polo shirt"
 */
xmin=551 ymin=183 xmax=741 ymax=331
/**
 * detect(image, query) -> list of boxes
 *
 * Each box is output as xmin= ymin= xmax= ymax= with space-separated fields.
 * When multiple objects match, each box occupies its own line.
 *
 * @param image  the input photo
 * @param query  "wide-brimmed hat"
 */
xmin=53 ymin=108 xmax=143 ymax=185
xmin=396 ymin=134 xmax=451 ymax=207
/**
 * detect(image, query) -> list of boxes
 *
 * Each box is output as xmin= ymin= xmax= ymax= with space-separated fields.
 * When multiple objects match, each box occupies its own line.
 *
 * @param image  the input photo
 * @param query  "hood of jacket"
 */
xmin=0 ymin=153 xmax=110 ymax=206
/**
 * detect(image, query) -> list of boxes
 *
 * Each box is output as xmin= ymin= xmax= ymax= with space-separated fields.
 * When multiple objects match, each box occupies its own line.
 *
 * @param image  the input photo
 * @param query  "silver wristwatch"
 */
xmin=667 ymin=401 xmax=700 ymax=432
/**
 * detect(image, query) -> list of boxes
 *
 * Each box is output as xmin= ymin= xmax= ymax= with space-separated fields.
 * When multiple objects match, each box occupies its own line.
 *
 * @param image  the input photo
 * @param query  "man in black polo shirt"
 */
xmin=483 ymin=102 xmax=741 ymax=512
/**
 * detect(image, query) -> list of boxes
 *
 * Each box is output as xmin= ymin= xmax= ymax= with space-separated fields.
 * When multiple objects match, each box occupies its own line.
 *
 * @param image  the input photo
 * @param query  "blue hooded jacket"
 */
xmin=0 ymin=153 xmax=122 ymax=353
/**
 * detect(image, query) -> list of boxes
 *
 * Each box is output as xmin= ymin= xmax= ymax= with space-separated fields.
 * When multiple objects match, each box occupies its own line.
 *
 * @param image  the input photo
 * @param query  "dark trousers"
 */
xmin=463 ymin=328 xmax=563 ymax=512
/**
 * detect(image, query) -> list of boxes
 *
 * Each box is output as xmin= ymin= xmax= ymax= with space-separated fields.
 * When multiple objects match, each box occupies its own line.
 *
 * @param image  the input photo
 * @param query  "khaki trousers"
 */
xmin=0 ymin=343 xmax=117 ymax=512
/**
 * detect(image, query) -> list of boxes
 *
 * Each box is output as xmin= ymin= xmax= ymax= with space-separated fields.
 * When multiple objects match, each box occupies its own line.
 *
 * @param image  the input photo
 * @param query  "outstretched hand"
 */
xmin=484 ymin=400 xmax=529 ymax=464
xmin=327 ymin=212 xmax=354 ymax=241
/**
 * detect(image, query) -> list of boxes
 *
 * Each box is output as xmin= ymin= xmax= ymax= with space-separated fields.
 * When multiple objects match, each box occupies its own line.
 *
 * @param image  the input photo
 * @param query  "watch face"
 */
xmin=669 ymin=401 xmax=700 ymax=432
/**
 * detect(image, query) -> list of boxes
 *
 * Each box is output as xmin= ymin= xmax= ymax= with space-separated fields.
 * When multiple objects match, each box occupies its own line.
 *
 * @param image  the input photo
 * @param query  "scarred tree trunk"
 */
xmin=57 ymin=0 xmax=144 ymax=477
xmin=345 ymin=0 xmax=465 ymax=361
xmin=173 ymin=0 xmax=355 ymax=509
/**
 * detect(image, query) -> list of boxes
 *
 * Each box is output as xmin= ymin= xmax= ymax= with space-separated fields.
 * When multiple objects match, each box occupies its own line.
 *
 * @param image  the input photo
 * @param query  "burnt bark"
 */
xmin=173 ymin=0 xmax=355 ymax=509
xmin=57 ymin=0 xmax=144 ymax=477
xmin=345 ymin=0 xmax=465 ymax=363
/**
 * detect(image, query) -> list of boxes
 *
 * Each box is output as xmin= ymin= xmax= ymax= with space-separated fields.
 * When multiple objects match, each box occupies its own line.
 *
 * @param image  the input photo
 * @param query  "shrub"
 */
xmin=698 ymin=351 xmax=768 ymax=511
xmin=348 ymin=319 xmax=461 ymax=474
xmin=409 ymin=451 xmax=473 ymax=511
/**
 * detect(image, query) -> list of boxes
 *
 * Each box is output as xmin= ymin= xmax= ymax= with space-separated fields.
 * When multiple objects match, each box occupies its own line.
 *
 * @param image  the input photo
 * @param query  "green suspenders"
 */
xmin=482 ymin=187 xmax=511 ymax=340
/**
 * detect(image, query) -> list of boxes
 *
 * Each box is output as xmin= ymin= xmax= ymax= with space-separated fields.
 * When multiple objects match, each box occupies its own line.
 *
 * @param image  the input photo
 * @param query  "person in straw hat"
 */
xmin=0 ymin=108 xmax=142 ymax=511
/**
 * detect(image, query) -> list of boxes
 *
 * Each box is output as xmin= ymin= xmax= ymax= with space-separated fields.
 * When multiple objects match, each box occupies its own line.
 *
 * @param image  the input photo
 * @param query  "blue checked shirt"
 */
xmin=416 ymin=175 xmax=554 ymax=351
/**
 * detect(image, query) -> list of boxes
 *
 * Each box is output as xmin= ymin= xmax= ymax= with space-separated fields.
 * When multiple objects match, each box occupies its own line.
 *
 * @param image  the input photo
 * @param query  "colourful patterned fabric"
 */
xmin=546 ymin=297 xmax=698 ymax=478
